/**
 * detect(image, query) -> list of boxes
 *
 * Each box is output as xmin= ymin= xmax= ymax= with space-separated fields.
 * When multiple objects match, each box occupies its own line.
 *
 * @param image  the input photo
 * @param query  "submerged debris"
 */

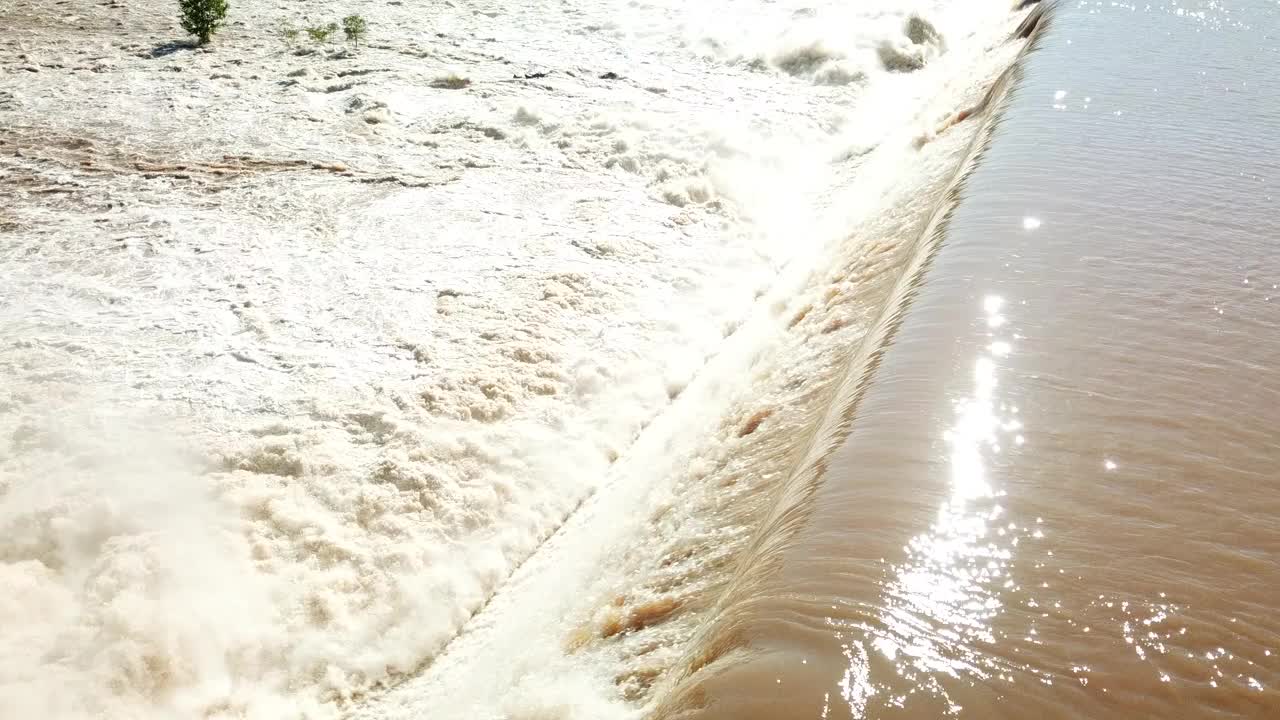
xmin=879 ymin=14 xmax=946 ymax=72
xmin=429 ymin=74 xmax=471 ymax=89
xmin=905 ymin=14 xmax=943 ymax=47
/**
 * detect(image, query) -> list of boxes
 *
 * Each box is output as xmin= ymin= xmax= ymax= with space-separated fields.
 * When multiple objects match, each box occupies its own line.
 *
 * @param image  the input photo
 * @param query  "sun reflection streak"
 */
xmin=849 ymin=294 xmax=1026 ymax=710
xmin=838 ymin=640 xmax=875 ymax=718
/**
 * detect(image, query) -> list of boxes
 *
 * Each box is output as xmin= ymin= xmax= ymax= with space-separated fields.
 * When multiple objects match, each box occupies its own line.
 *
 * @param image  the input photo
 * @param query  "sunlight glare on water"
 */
xmin=871 ymin=294 xmax=1019 ymax=710
xmin=5 ymin=0 xmax=1279 ymax=719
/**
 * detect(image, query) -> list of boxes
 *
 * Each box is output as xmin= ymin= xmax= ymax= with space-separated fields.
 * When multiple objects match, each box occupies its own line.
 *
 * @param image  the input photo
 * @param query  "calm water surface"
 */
xmin=656 ymin=1 xmax=1280 ymax=717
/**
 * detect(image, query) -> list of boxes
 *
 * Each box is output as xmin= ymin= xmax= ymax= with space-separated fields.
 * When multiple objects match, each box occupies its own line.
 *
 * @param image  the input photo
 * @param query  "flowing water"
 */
xmin=3 ymin=0 xmax=1278 ymax=719
xmin=649 ymin=1 xmax=1280 ymax=718
xmin=0 ymin=0 xmax=1039 ymax=716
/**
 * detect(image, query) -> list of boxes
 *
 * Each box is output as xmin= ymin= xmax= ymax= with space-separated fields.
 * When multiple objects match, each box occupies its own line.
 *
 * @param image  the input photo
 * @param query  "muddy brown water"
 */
xmin=652 ymin=1 xmax=1280 ymax=718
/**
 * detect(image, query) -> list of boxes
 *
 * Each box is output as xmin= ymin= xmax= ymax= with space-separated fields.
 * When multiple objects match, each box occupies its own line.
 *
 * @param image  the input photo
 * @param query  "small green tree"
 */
xmin=179 ymin=0 xmax=229 ymax=46
xmin=342 ymin=15 xmax=368 ymax=49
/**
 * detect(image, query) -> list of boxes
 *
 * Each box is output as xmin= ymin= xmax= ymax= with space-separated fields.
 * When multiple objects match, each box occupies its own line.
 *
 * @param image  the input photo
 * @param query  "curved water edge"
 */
xmin=0 ymin=0 xmax=1050 ymax=717
xmin=651 ymin=0 xmax=1280 ymax=716
xmin=349 ymin=3 xmax=1048 ymax=718
xmin=646 ymin=4 xmax=1055 ymax=718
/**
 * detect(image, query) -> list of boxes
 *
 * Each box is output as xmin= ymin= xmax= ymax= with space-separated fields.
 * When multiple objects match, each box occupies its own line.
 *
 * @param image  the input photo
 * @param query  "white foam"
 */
xmin=0 ymin=405 xmax=290 ymax=719
xmin=1 ymin=0 xmax=1023 ymax=717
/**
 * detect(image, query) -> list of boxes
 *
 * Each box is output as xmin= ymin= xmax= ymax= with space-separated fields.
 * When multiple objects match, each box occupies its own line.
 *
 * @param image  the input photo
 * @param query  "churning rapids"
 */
xmin=5 ymin=0 xmax=1278 ymax=719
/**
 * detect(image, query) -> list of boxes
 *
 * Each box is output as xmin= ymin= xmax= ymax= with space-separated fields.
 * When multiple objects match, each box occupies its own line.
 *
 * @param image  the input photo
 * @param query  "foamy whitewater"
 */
xmin=0 ymin=1 xmax=1036 ymax=718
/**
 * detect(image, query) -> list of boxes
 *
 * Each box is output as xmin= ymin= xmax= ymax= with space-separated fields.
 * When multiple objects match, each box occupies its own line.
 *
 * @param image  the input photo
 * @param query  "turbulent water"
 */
xmin=640 ymin=2 xmax=1280 ymax=719
xmin=2 ymin=0 xmax=1276 ymax=718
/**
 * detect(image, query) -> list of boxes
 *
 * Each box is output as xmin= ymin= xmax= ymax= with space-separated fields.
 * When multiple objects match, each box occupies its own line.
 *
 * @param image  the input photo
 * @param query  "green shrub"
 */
xmin=342 ymin=15 xmax=368 ymax=48
xmin=179 ymin=0 xmax=229 ymax=45
xmin=278 ymin=22 xmax=300 ymax=47
xmin=305 ymin=22 xmax=338 ymax=44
